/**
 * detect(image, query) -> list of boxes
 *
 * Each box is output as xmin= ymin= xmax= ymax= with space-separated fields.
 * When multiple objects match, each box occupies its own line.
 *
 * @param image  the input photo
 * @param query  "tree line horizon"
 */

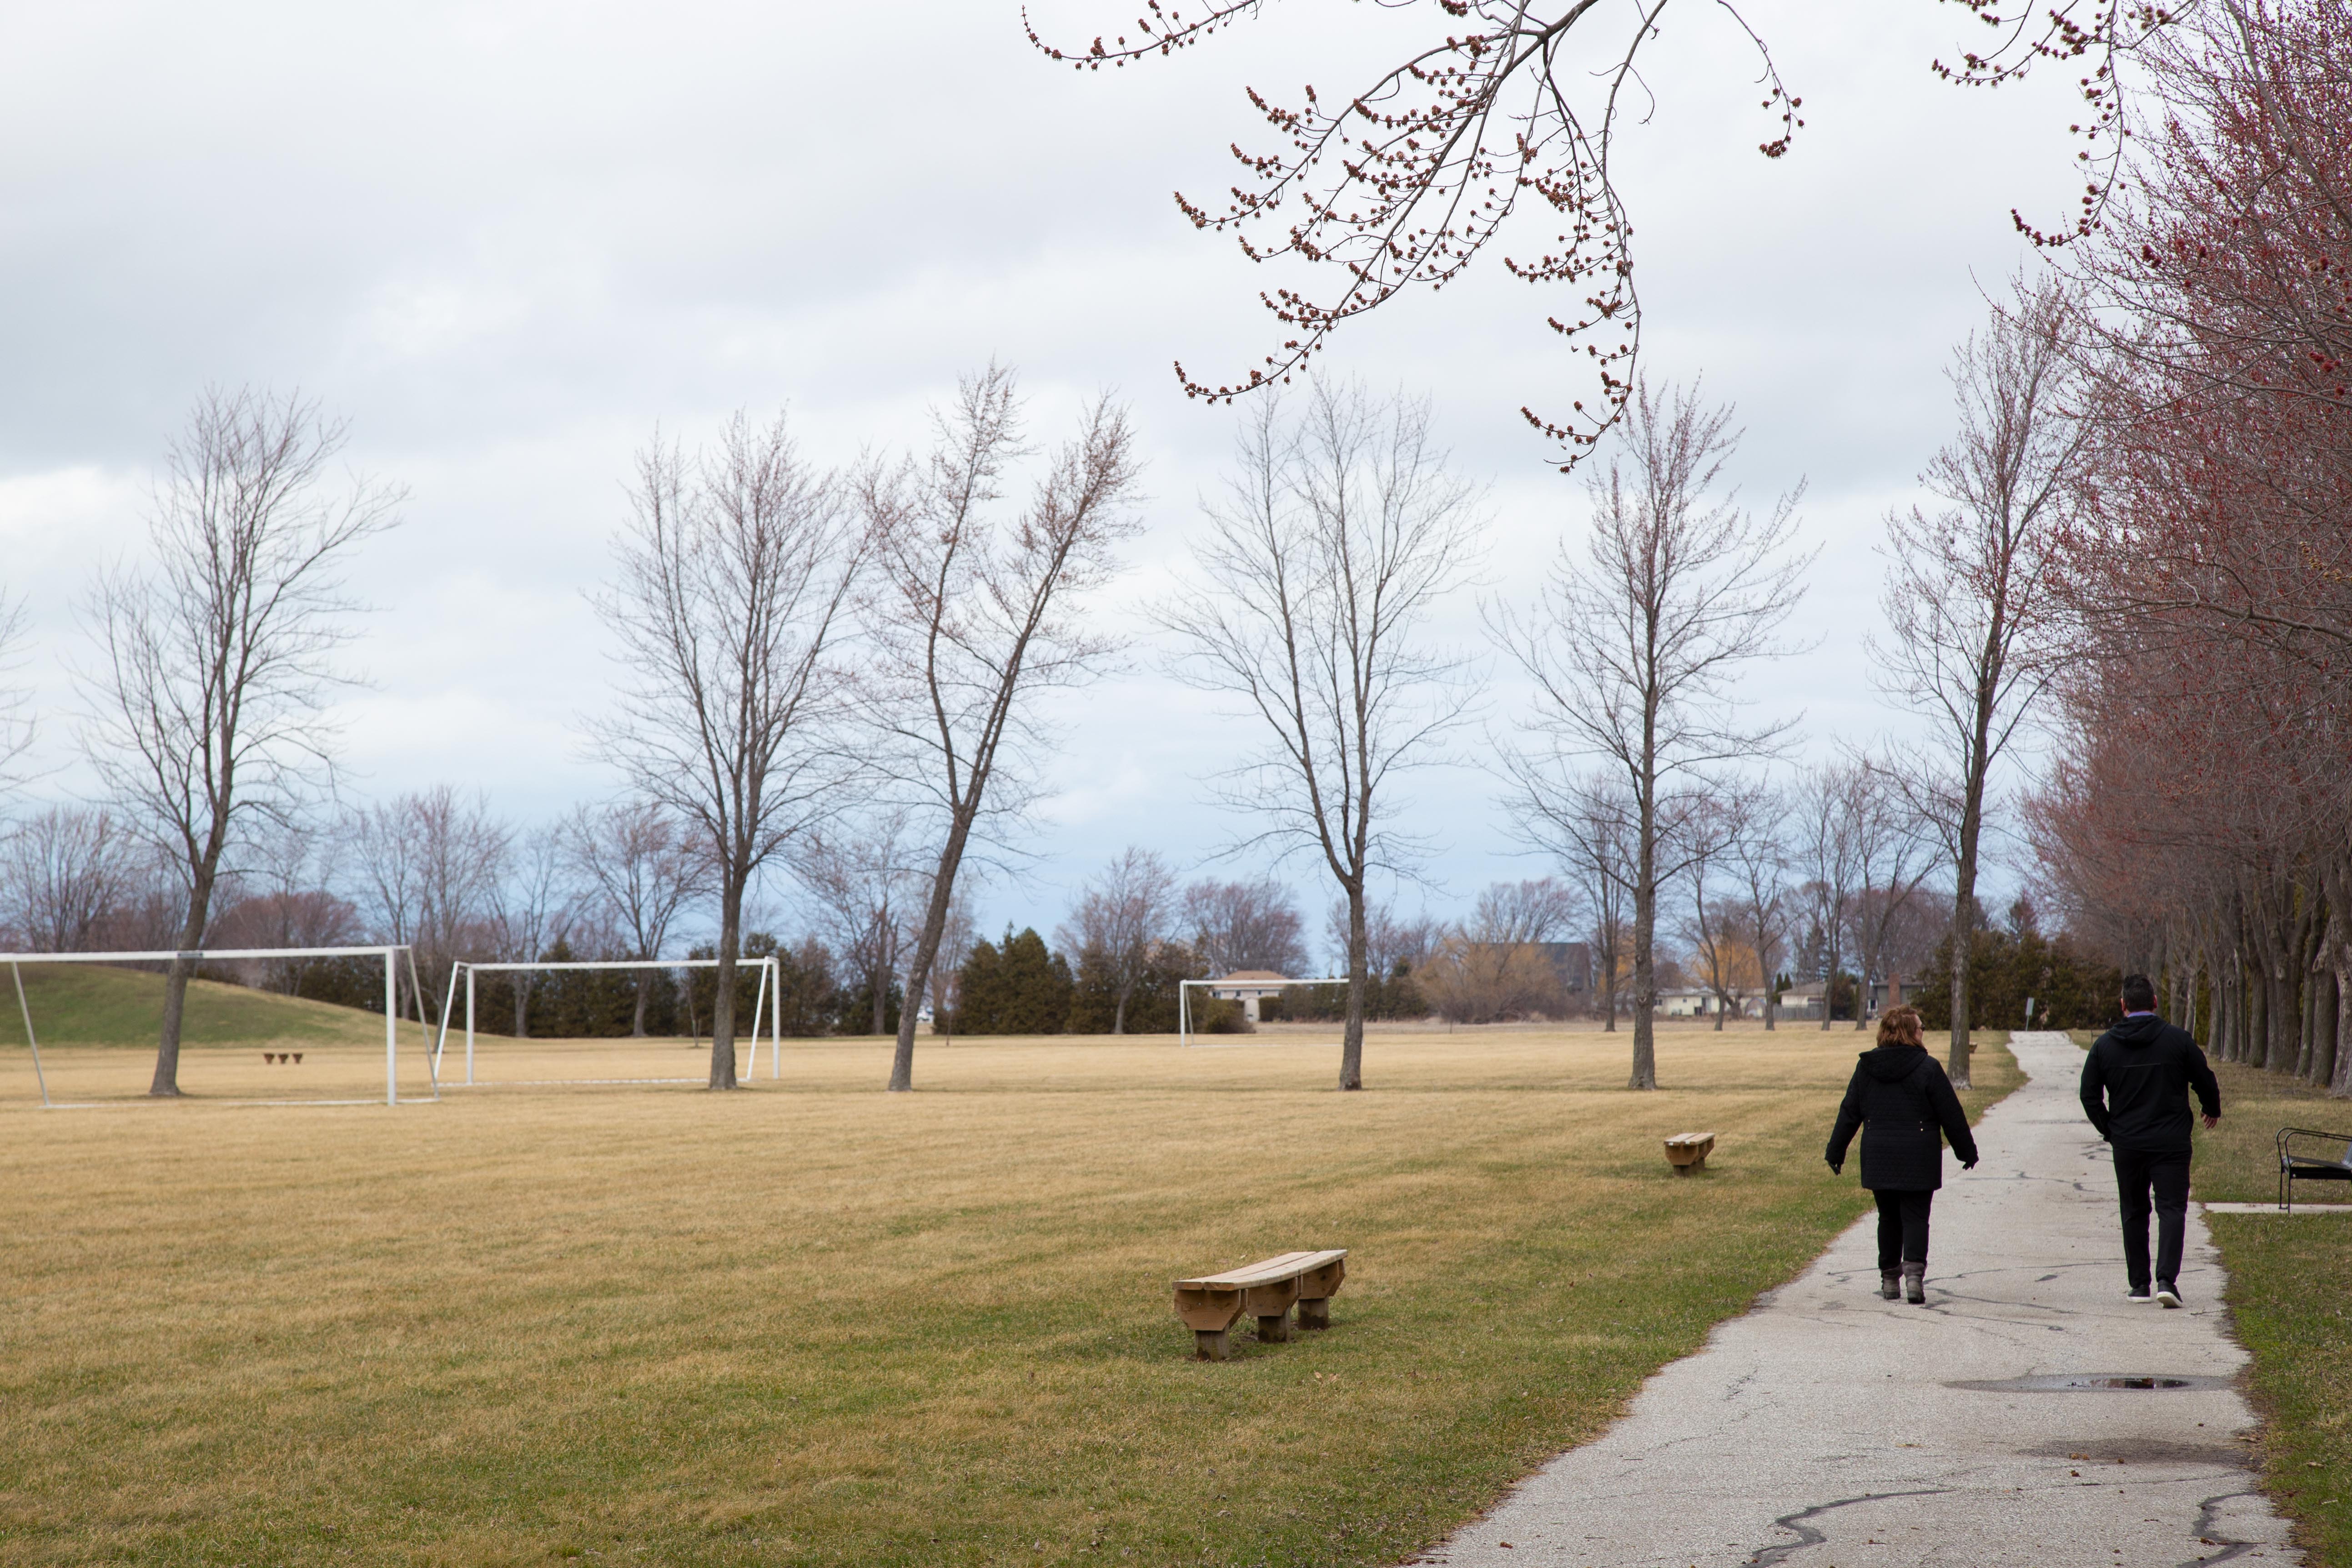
xmin=2 ymin=0 xmax=2342 ymax=1100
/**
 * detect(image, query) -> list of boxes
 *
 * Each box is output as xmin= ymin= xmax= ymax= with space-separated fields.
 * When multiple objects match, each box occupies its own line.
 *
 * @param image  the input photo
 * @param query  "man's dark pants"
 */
xmin=2112 ymin=1145 xmax=2191 ymax=1290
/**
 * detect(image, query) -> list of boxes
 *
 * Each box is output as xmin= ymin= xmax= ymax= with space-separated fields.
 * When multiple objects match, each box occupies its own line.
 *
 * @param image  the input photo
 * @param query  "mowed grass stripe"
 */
xmin=0 ymin=1026 xmax=2015 ymax=1567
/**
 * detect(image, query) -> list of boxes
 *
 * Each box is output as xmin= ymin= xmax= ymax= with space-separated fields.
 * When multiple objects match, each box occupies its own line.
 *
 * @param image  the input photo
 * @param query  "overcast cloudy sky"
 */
xmin=0 ymin=1 xmax=2086 ymax=957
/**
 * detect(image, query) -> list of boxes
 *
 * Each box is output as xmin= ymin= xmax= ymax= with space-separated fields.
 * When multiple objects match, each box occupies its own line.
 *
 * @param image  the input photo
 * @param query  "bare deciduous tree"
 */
xmin=1796 ymin=762 xmax=1867 ymax=1031
xmin=1845 ymin=762 xmax=1940 ymax=1031
xmin=794 ymin=811 xmax=920 ymax=1036
xmin=493 ymin=824 xmax=573 ymax=1038
xmin=1182 ymin=875 xmax=1310 ymax=978
xmin=1422 ymin=878 xmax=1581 ymax=1025
xmin=567 ymin=798 xmax=710 ymax=1036
xmin=210 ymin=817 xmax=356 ymax=995
xmin=1874 ymin=278 xmax=2086 ymax=1085
xmin=345 ymin=786 xmax=508 ymax=1024
xmin=1 ymin=806 xmax=129 ymax=952
xmin=1163 ymin=383 xmax=1482 ymax=1090
xmin=1679 ymin=794 xmax=1756 ymax=1032
xmin=1496 ymin=381 xmax=1810 ymax=1088
xmin=592 ymin=411 xmax=874 ymax=1090
xmin=0 ymin=595 xmax=34 ymax=792
xmin=1515 ymin=769 xmax=1636 ymax=1029
xmin=1328 ymin=897 xmax=1439 ymax=986
xmin=869 ymin=366 xmax=1144 ymax=1092
xmin=80 ymin=388 xmax=399 ymax=1095
xmin=1056 ymin=847 xmax=1176 ymax=1035
xmin=1722 ymin=785 xmax=1795 ymax=1029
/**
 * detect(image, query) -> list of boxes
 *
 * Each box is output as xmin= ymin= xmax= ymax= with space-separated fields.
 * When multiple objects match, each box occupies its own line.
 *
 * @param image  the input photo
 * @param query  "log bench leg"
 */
xmin=1295 ymin=1297 xmax=1331 ymax=1331
xmin=1256 ymin=1311 xmax=1291 ymax=1343
xmin=1195 ymin=1329 xmax=1231 ymax=1361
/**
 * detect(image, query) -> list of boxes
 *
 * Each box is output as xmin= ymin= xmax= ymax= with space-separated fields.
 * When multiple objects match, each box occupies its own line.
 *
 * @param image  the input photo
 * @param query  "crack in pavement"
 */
xmin=1745 ymin=1490 xmax=1953 ymax=1565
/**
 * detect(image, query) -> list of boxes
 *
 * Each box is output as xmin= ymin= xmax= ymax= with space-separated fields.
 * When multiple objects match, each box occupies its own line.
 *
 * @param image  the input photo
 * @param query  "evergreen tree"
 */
xmin=956 ymin=927 xmax=1075 ymax=1035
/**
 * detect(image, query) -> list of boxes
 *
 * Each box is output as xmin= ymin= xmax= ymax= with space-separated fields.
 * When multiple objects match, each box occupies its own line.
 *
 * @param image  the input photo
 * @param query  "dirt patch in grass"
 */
xmin=0 ymin=1025 xmax=2013 ymax=1567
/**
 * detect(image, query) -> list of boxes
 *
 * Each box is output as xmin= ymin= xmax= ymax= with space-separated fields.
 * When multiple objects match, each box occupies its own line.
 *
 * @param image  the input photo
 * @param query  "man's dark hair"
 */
xmin=2121 ymin=973 xmax=2157 ymax=1013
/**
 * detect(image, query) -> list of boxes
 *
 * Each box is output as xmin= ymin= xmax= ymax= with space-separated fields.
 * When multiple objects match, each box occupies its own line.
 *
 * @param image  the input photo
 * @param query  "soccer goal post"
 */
xmin=0 ymin=945 xmax=424 ymax=1108
xmin=437 ymin=955 xmax=785 ymax=1086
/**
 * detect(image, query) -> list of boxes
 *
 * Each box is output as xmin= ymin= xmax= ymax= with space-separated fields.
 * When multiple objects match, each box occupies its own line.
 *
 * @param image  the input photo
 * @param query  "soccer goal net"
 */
xmin=0 ymin=945 xmax=432 ymax=1108
xmin=437 ymin=956 xmax=785 ymax=1087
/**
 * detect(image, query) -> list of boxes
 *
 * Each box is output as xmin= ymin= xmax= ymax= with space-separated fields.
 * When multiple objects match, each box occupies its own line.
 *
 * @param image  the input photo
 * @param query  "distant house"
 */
xmin=1206 ymin=970 xmax=1293 ymax=1025
xmin=1779 ymin=982 xmax=1826 ymax=1020
xmin=1777 ymin=976 xmax=1914 ymax=1024
xmin=1659 ymin=987 xmax=1762 ymax=1020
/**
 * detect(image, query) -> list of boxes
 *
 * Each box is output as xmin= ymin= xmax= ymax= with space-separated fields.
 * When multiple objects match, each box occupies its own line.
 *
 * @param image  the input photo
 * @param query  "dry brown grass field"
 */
xmin=1 ymin=1017 xmax=2016 ymax=1568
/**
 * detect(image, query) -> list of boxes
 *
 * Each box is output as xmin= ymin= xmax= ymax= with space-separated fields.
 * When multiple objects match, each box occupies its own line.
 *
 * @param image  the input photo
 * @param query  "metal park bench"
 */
xmin=1172 ymin=1249 xmax=1347 ymax=1360
xmin=2277 ymin=1126 xmax=2352 ymax=1211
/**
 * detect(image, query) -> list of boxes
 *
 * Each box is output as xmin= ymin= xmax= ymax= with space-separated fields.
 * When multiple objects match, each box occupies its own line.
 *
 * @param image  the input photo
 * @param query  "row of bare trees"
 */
xmin=2015 ymin=0 xmax=2352 ymax=1096
xmin=3 ymin=368 xmax=1140 ymax=1095
xmin=10 ymin=301 xmax=2070 ymax=1101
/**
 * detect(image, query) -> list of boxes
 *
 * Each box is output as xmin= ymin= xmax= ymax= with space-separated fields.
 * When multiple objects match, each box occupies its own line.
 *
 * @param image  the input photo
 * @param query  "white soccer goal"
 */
xmin=437 ymin=956 xmax=785 ymax=1086
xmin=1176 ymin=975 xmax=1351 ymax=1046
xmin=1 ymin=945 xmax=431 ymax=1108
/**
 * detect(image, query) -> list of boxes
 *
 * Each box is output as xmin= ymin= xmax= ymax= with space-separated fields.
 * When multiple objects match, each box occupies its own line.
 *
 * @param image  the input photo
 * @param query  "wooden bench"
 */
xmin=1663 ymin=1131 xmax=1717 ymax=1175
xmin=1172 ymin=1249 xmax=1347 ymax=1360
xmin=2277 ymin=1126 xmax=2352 ymax=1210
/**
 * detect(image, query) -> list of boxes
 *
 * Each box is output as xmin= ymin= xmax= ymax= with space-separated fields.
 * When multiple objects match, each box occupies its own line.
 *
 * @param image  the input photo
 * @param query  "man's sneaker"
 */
xmin=2156 ymin=1283 xmax=2184 ymax=1309
xmin=2126 ymin=1287 xmax=2155 ymax=1303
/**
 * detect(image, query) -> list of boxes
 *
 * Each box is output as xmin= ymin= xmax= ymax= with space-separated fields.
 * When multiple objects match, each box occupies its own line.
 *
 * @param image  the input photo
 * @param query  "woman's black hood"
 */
xmin=1859 ymin=1041 xmax=1930 ymax=1081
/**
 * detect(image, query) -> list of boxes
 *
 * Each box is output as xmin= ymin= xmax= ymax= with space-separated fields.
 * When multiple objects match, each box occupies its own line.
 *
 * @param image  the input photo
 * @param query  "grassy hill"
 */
xmin=0 ymin=963 xmax=386 ymax=1048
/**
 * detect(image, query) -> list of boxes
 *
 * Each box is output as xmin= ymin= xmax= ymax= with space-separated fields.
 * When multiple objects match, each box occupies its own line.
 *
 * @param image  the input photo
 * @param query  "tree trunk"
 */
xmin=893 ymin=815 xmax=977 ymax=1092
xmin=1947 ymin=883 xmax=1978 ymax=1090
xmin=2239 ymin=968 xmax=2258 ymax=1081
xmin=1339 ymin=881 xmax=1367 ymax=1091
xmin=2312 ymin=966 xmax=2339 ymax=1091
xmin=2323 ymin=950 xmax=2342 ymax=1100
xmin=1629 ymin=810 xmax=1658 ymax=1090
xmin=1764 ymin=986 xmax=1778 ymax=1031
xmin=1111 ymin=985 xmax=1129 ymax=1036
xmin=710 ymin=874 xmax=743 ymax=1090
xmin=1819 ymin=933 xmax=1842 ymax=1034
xmin=514 ymin=976 xmax=530 ymax=1040
xmin=150 ymin=868 xmax=220 ymax=1097
xmin=632 ymin=976 xmax=650 ymax=1038
xmin=872 ymin=964 xmax=888 ymax=1036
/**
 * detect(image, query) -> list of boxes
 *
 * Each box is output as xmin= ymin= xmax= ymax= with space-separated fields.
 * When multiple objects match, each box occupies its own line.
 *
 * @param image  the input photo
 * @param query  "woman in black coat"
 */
xmin=1825 ymin=1005 xmax=1979 ymax=1304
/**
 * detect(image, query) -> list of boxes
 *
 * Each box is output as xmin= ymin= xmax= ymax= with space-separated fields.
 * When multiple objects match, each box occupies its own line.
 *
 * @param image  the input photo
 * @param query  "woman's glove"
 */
xmin=1826 ymin=1159 xmax=1843 ymax=1176
xmin=1962 ymin=1158 xmax=1978 ymax=1170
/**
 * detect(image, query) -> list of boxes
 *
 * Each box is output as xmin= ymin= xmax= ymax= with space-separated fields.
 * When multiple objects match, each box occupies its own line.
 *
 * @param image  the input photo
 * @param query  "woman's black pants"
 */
xmin=1873 ymin=1189 xmax=1933 ymax=1269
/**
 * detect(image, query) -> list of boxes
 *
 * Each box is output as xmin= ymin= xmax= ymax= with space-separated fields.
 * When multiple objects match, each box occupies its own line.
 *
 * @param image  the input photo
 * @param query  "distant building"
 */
xmin=1206 ymin=970 xmax=1293 ymax=1025
xmin=1659 ymin=987 xmax=1762 ymax=1020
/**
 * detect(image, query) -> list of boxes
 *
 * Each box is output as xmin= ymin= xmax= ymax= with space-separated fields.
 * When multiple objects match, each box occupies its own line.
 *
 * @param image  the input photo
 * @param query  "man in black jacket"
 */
xmin=2080 ymin=973 xmax=2222 ymax=1308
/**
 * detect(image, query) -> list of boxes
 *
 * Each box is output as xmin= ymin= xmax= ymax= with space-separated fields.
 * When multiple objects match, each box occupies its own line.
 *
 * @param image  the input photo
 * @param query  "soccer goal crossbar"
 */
xmin=437 ymin=956 xmax=785 ymax=1086
xmin=0 ymin=945 xmax=428 ymax=1109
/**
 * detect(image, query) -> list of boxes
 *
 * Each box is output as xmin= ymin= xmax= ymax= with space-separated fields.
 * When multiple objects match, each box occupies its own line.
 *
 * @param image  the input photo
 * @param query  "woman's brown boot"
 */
xmin=1901 ymin=1262 xmax=1926 ymax=1304
xmin=1878 ymin=1270 xmax=1901 ymax=1300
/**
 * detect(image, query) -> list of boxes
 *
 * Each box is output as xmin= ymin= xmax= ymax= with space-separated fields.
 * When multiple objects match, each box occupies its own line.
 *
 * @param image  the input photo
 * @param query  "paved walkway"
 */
xmin=1424 ymin=1032 xmax=2299 ymax=1568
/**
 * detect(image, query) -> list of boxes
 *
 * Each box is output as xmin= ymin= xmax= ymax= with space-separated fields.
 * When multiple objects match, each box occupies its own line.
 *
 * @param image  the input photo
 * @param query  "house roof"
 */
xmin=1215 ymin=970 xmax=1291 ymax=983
